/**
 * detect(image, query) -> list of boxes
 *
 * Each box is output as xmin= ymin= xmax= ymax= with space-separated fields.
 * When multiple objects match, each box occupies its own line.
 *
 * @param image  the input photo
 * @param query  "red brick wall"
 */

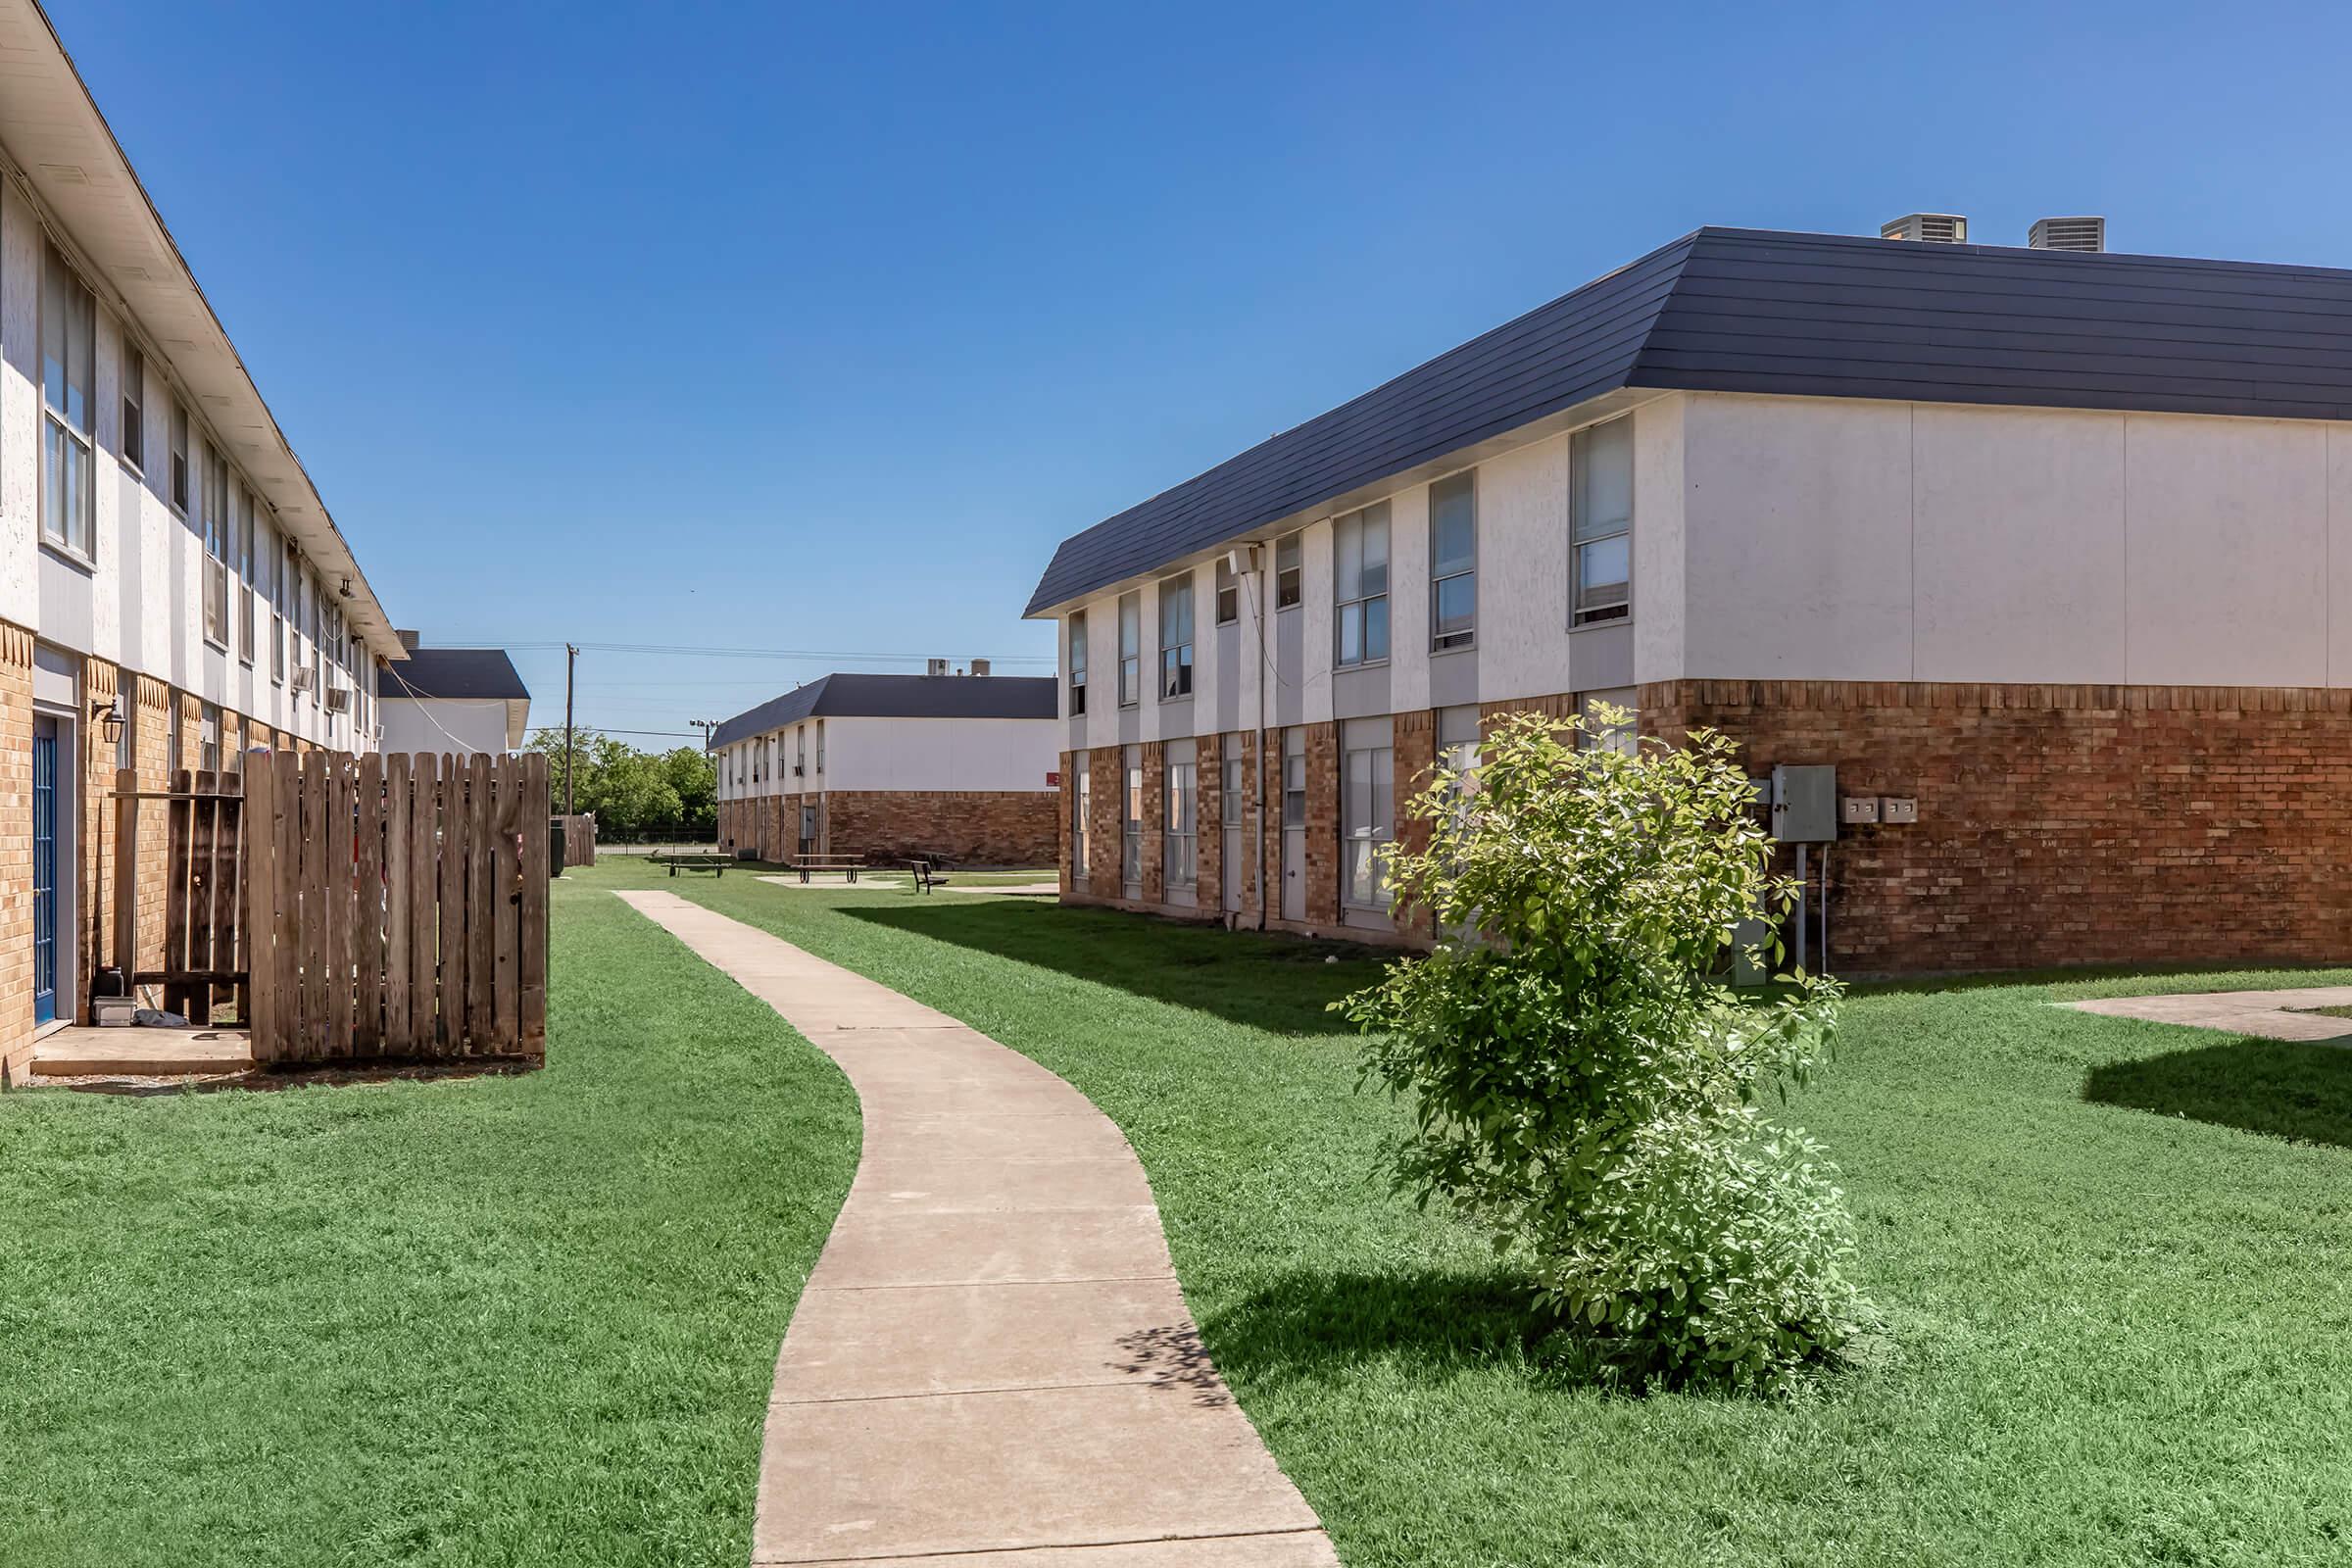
xmin=1647 ymin=678 xmax=2352 ymax=975
xmin=1302 ymin=720 xmax=1339 ymax=928
xmin=0 ymin=621 xmax=33 ymax=1079
xmin=1392 ymin=709 xmax=1436 ymax=939
xmin=1197 ymin=733 xmax=1225 ymax=913
xmin=1088 ymin=749 xmax=1123 ymax=899
xmin=820 ymin=789 xmax=1057 ymax=867
xmin=1140 ymin=741 xmax=1166 ymax=905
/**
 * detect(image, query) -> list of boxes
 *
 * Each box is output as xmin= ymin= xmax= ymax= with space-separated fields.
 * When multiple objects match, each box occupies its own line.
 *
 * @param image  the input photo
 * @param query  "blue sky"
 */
xmin=59 ymin=0 xmax=2352 ymax=740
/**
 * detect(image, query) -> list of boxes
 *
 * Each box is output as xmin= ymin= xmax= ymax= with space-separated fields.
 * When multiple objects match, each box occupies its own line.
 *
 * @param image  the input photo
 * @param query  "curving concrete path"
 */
xmin=613 ymin=890 xmax=1336 ymax=1568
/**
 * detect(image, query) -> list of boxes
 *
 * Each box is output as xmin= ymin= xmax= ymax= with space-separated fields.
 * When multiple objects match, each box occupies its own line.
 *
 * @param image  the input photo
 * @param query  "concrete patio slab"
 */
xmin=2063 ymin=987 xmax=2352 ymax=1042
xmin=31 ymin=1025 xmax=253 ymax=1077
xmin=610 ymin=889 xmax=1333 ymax=1568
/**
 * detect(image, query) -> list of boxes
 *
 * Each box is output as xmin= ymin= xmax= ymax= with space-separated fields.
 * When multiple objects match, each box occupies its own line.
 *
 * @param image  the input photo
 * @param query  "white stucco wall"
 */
xmin=381 ymin=698 xmax=513 ymax=758
xmin=823 ymin=715 xmax=1059 ymax=793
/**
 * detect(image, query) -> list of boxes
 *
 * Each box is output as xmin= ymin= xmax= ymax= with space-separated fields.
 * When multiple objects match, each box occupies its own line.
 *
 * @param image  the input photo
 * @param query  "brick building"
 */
xmin=1026 ymin=216 xmax=2352 ymax=973
xmin=0 ymin=2 xmax=403 ymax=1076
xmin=713 ymin=671 xmax=1058 ymax=866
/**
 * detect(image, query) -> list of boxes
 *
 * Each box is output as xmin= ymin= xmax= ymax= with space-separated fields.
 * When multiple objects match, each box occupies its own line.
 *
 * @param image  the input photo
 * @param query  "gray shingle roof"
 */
xmin=377 ymin=648 xmax=529 ymax=703
xmin=1026 ymin=225 xmax=2352 ymax=615
xmin=710 ymin=673 xmax=1056 ymax=750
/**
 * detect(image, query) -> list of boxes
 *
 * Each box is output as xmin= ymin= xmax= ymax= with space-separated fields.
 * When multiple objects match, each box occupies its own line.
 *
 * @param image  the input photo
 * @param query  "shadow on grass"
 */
xmin=2083 ymin=1037 xmax=2352 ymax=1149
xmin=1197 ymin=1267 xmax=1550 ymax=1394
xmin=840 ymin=899 xmax=1388 ymax=1037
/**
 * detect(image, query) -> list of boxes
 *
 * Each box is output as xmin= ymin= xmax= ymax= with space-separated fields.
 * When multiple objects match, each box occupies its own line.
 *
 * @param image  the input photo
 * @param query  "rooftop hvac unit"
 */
xmin=1881 ymin=212 xmax=1969 ymax=244
xmin=2028 ymin=216 xmax=2106 ymax=253
xmin=323 ymin=686 xmax=351 ymax=713
xmin=970 ymin=658 xmax=991 ymax=677
xmin=926 ymin=658 xmax=950 ymax=676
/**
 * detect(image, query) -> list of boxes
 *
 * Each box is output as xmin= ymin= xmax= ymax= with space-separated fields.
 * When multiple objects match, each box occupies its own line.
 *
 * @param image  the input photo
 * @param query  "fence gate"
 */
xmin=243 ymin=751 xmax=549 ymax=1063
xmin=111 ymin=768 xmax=247 ymax=1023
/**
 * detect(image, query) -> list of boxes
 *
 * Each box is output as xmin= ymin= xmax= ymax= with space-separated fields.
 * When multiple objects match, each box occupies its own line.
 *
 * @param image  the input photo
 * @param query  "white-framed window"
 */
xmin=267 ymin=531 xmax=285 ymax=683
xmin=202 ymin=443 xmax=230 ymax=646
xmin=310 ymin=573 xmax=323 ymax=706
xmin=1572 ymin=416 xmax=1633 ymax=625
xmin=40 ymin=244 xmax=97 ymax=560
xmin=1333 ymin=502 xmax=1390 ymax=667
xmin=1438 ymin=704 xmax=1481 ymax=791
xmin=1163 ymin=759 xmax=1198 ymax=888
xmin=1430 ymin=469 xmax=1476 ymax=652
xmin=1121 ymin=747 xmax=1143 ymax=890
xmin=120 ymin=341 xmax=145 ymax=474
xmin=170 ymin=401 xmax=191 ymax=516
xmin=237 ymin=486 xmax=257 ymax=664
xmin=1221 ymin=754 xmax=1243 ymax=829
xmin=276 ymin=540 xmax=295 ymax=684
xmin=1071 ymin=750 xmax=1090 ymax=876
xmin=1343 ymin=736 xmax=1395 ymax=909
xmin=814 ymin=719 xmax=824 ymax=774
xmin=1116 ymin=592 xmax=1141 ymax=708
xmin=1067 ymin=612 xmax=1088 ymax=716
xmin=795 ymin=725 xmax=806 ymax=777
xmin=1579 ymin=688 xmax=1639 ymax=756
xmin=199 ymin=702 xmax=221 ymax=774
xmin=1158 ymin=574 xmax=1194 ymax=700
xmin=1282 ymin=746 xmax=1305 ymax=829
xmin=1214 ymin=558 xmax=1240 ymax=624
xmin=1274 ymin=533 xmax=1302 ymax=610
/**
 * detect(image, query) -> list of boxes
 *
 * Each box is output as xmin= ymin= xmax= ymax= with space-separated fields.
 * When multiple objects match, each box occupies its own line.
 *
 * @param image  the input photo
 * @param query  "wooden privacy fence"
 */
xmin=111 ymin=768 xmax=248 ymax=1023
xmin=242 ymin=751 xmax=550 ymax=1063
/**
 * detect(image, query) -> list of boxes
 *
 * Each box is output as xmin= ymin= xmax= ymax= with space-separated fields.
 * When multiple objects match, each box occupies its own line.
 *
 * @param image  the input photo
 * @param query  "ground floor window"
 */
xmin=1121 ymin=746 xmax=1143 ymax=890
xmin=1221 ymin=754 xmax=1243 ymax=827
xmin=1344 ymin=742 xmax=1394 ymax=909
xmin=1578 ymin=687 xmax=1639 ymax=756
xmin=199 ymin=703 xmax=221 ymax=774
xmin=1071 ymin=752 xmax=1090 ymax=876
xmin=1164 ymin=760 xmax=1197 ymax=888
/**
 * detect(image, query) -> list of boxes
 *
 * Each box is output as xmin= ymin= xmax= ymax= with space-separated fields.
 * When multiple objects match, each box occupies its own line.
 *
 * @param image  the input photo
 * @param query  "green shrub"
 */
xmin=1337 ymin=709 xmax=1869 ymax=1395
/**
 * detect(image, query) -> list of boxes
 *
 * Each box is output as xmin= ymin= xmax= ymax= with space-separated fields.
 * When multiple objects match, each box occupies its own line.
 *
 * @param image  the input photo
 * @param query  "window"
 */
xmin=268 ymin=530 xmax=285 ymax=683
xmin=1343 ymin=740 xmax=1395 ymax=909
xmin=1430 ymin=469 xmax=1476 ymax=651
xmin=1579 ymin=688 xmax=1639 ymax=756
xmin=1333 ymin=502 xmax=1390 ymax=667
xmin=1572 ymin=416 xmax=1633 ymax=624
xmin=237 ymin=486 xmax=257 ymax=663
xmin=814 ymin=719 xmax=824 ymax=774
xmin=1221 ymin=755 xmax=1243 ymax=828
xmin=1214 ymin=559 xmax=1240 ymax=625
xmin=1274 ymin=534 xmax=1301 ymax=610
xmin=1067 ymin=612 xmax=1088 ymax=716
xmin=40 ymin=244 xmax=96 ymax=559
xmin=170 ymin=402 xmax=190 ymax=515
xmin=1163 ymin=760 xmax=1198 ymax=889
xmin=1121 ymin=747 xmax=1143 ymax=889
xmin=121 ymin=342 xmax=144 ymax=472
xmin=1438 ymin=705 xmax=1480 ymax=791
xmin=199 ymin=703 xmax=221 ymax=774
xmin=310 ymin=574 xmax=323 ymax=706
xmin=1072 ymin=752 xmax=1090 ymax=876
xmin=1282 ymin=747 xmax=1305 ymax=829
xmin=1116 ymin=593 xmax=1141 ymax=708
xmin=277 ymin=541 xmax=296 ymax=684
xmin=1158 ymin=574 xmax=1194 ymax=700
xmin=795 ymin=726 xmax=806 ymax=777
xmin=202 ymin=444 xmax=229 ymax=646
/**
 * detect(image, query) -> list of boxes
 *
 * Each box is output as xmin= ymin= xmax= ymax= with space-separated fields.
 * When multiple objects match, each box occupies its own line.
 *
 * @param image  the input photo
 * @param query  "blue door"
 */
xmin=31 ymin=715 xmax=58 ymax=1026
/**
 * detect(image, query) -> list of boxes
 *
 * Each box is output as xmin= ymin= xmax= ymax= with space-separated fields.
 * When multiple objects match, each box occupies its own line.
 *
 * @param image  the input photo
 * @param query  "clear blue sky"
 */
xmin=59 ymin=0 xmax=2352 ymax=741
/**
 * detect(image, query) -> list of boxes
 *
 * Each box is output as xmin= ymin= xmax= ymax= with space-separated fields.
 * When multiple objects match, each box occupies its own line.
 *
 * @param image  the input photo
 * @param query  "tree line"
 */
xmin=524 ymin=729 xmax=716 ymax=841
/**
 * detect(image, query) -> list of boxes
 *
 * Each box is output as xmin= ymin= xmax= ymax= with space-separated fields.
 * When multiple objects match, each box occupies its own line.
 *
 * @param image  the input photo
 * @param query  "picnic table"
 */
xmin=650 ymin=849 xmax=731 ymax=877
xmin=788 ymin=854 xmax=866 ymax=884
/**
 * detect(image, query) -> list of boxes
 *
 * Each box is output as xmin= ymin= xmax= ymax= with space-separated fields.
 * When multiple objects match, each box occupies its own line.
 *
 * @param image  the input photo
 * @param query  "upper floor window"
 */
xmin=170 ymin=402 xmax=190 ymax=515
xmin=1274 ymin=534 xmax=1301 ymax=610
xmin=1117 ymin=592 xmax=1141 ymax=707
xmin=1430 ymin=470 xmax=1476 ymax=652
xmin=1571 ymin=416 xmax=1633 ymax=624
xmin=237 ymin=486 xmax=258 ymax=664
xmin=1067 ymin=612 xmax=1088 ymax=715
xmin=120 ymin=342 xmax=145 ymax=473
xmin=202 ymin=444 xmax=230 ymax=646
xmin=1214 ymin=558 xmax=1240 ymax=624
xmin=814 ymin=719 xmax=824 ymax=773
xmin=1334 ymin=502 xmax=1390 ymax=667
xmin=40 ymin=244 xmax=96 ymax=559
xmin=1158 ymin=574 xmax=1194 ymax=700
xmin=796 ymin=725 xmax=806 ymax=775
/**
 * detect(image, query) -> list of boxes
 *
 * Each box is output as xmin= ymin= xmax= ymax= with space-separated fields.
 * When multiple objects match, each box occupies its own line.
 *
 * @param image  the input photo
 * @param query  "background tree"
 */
xmin=524 ymin=729 xmax=714 ymax=840
xmin=1338 ymin=708 xmax=1868 ymax=1396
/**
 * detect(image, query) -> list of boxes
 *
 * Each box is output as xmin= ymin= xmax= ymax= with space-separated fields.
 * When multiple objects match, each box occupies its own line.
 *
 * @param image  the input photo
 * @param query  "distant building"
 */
xmin=712 ymin=670 xmax=1058 ymax=865
xmin=377 ymin=634 xmax=530 ymax=756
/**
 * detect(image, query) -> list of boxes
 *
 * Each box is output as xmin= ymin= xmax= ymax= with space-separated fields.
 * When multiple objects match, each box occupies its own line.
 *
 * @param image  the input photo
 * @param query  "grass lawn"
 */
xmin=0 ymin=873 xmax=860 ymax=1567
xmin=587 ymin=856 xmax=2352 ymax=1568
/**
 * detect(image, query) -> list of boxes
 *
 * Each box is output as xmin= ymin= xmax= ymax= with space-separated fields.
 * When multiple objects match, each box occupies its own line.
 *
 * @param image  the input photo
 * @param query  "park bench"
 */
xmin=908 ymin=857 xmax=953 ymax=894
xmin=789 ymin=854 xmax=866 ymax=884
xmin=650 ymin=849 xmax=731 ymax=877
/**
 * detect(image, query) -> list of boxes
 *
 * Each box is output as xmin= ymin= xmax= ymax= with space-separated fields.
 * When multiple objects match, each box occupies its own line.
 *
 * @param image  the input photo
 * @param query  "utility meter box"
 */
xmin=1770 ymin=764 xmax=1838 ymax=843
xmin=1840 ymin=796 xmax=1881 ymax=825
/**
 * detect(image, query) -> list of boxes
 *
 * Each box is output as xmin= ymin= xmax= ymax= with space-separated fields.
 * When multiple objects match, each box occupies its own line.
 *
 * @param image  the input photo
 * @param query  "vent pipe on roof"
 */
xmin=2028 ymin=216 xmax=2105 ymax=253
xmin=1881 ymin=212 xmax=1969 ymax=243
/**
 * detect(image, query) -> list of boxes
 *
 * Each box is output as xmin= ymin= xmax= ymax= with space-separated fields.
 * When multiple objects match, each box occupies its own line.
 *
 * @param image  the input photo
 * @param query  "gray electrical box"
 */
xmin=1770 ymin=764 xmax=1838 ymax=843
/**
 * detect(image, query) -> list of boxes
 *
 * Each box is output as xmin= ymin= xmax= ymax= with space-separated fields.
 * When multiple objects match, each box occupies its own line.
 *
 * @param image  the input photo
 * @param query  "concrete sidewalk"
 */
xmin=2064 ymin=985 xmax=2352 ymax=1042
xmin=613 ymin=890 xmax=1335 ymax=1568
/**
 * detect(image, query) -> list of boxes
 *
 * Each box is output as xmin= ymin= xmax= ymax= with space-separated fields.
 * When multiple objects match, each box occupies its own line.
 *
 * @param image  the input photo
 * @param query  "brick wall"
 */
xmin=1197 ymin=733 xmax=1224 ymax=913
xmin=78 ymin=659 xmax=119 ymax=1020
xmin=1302 ymin=720 xmax=1339 ymax=928
xmin=133 ymin=677 xmax=171 ymax=978
xmin=0 ymin=621 xmax=33 ymax=1079
xmin=1647 ymin=678 xmax=2352 ymax=975
xmin=1392 ymin=708 xmax=1436 ymax=939
xmin=1139 ymin=741 xmax=1165 ymax=906
xmin=820 ymin=789 xmax=1057 ymax=867
xmin=1089 ymin=749 xmax=1122 ymax=898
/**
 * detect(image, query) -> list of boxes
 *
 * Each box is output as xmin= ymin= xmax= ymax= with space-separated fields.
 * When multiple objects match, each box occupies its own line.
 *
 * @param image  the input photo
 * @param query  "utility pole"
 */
xmin=563 ymin=643 xmax=579 ymax=816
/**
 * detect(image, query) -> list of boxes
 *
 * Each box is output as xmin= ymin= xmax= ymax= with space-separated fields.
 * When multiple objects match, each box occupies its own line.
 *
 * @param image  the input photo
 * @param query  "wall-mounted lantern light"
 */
xmin=92 ymin=695 xmax=125 ymax=748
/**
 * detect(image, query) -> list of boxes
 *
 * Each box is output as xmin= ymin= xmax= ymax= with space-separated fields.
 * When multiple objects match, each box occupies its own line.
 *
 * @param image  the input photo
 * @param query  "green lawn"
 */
xmin=0 ymin=874 xmax=860 ymax=1567
xmin=590 ymin=857 xmax=2352 ymax=1568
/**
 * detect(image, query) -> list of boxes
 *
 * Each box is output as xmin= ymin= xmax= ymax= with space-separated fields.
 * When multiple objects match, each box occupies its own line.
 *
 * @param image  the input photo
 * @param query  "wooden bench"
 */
xmin=789 ymin=854 xmax=866 ymax=884
xmin=908 ymin=857 xmax=953 ymax=894
xmin=650 ymin=850 xmax=732 ymax=877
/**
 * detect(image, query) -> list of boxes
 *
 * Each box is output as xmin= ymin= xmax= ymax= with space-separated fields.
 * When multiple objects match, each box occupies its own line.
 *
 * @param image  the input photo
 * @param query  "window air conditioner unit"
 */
xmin=290 ymin=666 xmax=315 ymax=693
xmin=794 ymin=764 xmax=805 ymax=776
xmin=324 ymin=686 xmax=351 ymax=713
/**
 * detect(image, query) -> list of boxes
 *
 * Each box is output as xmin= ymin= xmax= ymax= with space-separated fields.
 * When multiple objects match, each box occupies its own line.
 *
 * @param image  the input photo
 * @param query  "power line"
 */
xmin=462 ymin=638 xmax=1054 ymax=666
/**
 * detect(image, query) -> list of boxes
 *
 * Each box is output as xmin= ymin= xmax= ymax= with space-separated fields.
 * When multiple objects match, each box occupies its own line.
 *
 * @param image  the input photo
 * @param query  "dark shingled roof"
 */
xmin=710 ymin=673 xmax=1057 ymax=750
xmin=377 ymin=647 xmax=530 ymax=703
xmin=1026 ymin=225 xmax=2352 ymax=614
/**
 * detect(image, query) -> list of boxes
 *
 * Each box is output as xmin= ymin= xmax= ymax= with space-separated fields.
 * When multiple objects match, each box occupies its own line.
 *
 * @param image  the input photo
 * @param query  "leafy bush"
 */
xmin=1337 ymin=708 xmax=1868 ymax=1395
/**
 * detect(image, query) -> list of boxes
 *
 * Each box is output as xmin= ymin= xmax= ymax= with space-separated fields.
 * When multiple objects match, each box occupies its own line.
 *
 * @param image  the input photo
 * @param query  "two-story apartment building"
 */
xmin=713 ymin=669 xmax=1058 ymax=866
xmin=1028 ymin=218 xmax=2352 ymax=974
xmin=1 ymin=1 xmax=401 ymax=1075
